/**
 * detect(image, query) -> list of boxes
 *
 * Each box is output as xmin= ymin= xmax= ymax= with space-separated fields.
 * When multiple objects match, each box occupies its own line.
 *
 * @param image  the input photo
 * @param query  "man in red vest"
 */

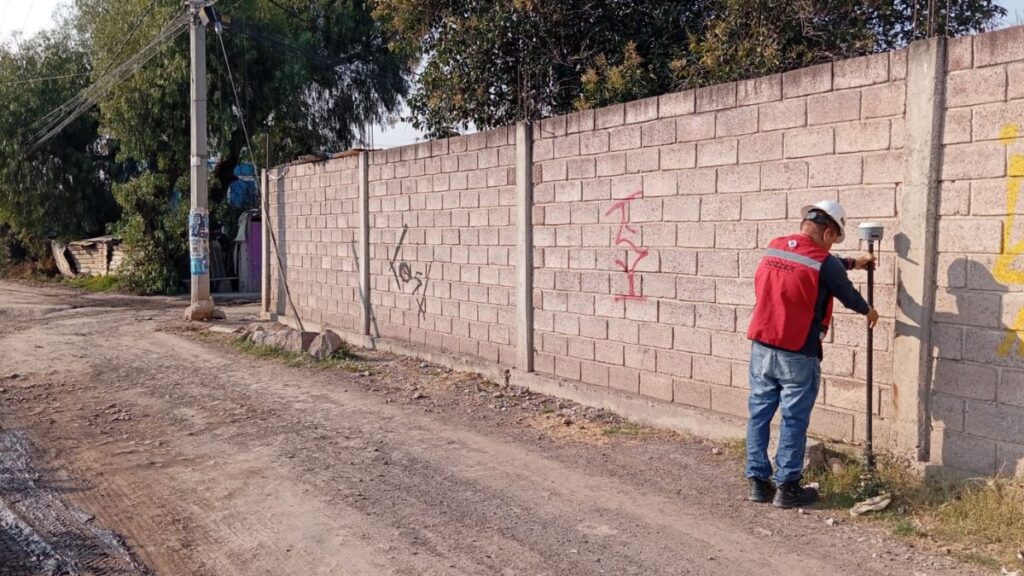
xmin=745 ymin=200 xmax=879 ymax=508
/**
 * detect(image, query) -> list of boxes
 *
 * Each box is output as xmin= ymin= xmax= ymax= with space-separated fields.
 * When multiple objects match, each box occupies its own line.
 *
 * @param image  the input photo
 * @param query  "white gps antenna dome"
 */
xmin=857 ymin=222 xmax=885 ymax=242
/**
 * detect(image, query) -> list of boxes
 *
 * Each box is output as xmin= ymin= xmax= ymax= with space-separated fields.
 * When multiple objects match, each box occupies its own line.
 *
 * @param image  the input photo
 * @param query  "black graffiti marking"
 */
xmin=385 ymin=224 xmax=432 ymax=321
xmin=416 ymin=262 xmax=432 ymax=321
xmin=398 ymin=262 xmax=413 ymax=283
xmin=388 ymin=224 xmax=410 ymax=291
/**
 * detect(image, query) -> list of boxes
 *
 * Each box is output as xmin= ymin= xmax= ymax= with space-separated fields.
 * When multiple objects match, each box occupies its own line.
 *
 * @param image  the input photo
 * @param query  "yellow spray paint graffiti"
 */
xmin=995 ymin=124 xmax=1024 ymax=357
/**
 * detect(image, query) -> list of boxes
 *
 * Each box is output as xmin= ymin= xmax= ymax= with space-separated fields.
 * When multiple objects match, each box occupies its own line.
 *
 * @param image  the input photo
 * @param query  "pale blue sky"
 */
xmin=4 ymin=0 xmax=1024 ymax=147
xmin=1006 ymin=0 xmax=1024 ymax=22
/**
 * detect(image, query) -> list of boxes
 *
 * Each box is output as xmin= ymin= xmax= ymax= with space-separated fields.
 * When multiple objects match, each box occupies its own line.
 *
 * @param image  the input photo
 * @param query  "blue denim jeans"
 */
xmin=745 ymin=341 xmax=821 ymax=484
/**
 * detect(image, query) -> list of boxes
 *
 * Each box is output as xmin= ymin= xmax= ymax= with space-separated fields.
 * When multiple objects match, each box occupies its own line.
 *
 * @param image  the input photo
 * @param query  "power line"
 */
xmin=19 ymin=2 xmax=34 ymax=32
xmin=96 ymin=0 xmax=160 ymax=79
xmin=261 ymin=0 xmax=344 ymax=38
xmin=232 ymin=18 xmax=357 ymax=72
xmin=27 ymin=10 xmax=185 ymax=136
xmin=216 ymin=29 xmax=255 ymax=167
xmin=0 ymin=72 xmax=92 ymax=87
xmin=215 ymin=24 xmax=305 ymax=331
xmin=264 ymin=0 xmax=308 ymax=26
xmin=27 ymin=9 xmax=188 ymax=145
xmin=20 ymin=0 xmax=240 ymax=152
xmin=24 ymin=9 xmax=190 ymax=152
xmin=0 ymin=1 xmax=154 ymax=89
xmin=0 ymin=1 xmax=10 ymax=37
xmin=14 ymin=2 xmax=34 ymax=50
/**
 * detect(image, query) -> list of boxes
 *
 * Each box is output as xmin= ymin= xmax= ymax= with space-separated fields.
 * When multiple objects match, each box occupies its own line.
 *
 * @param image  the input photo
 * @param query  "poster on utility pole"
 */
xmin=189 ymin=208 xmax=210 ymax=276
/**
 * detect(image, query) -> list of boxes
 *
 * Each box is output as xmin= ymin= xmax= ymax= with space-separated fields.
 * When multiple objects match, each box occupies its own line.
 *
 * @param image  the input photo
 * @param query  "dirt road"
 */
xmin=0 ymin=281 xmax=984 ymax=575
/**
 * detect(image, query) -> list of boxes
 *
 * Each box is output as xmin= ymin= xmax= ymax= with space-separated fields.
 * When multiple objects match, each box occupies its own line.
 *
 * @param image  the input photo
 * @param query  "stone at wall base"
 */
xmin=804 ymin=439 xmax=827 ymax=471
xmin=764 ymin=437 xmax=826 ymax=473
xmin=309 ymin=330 xmax=344 ymax=360
xmin=263 ymin=328 xmax=317 ymax=353
xmin=248 ymin=326 xmax=269 ymax=346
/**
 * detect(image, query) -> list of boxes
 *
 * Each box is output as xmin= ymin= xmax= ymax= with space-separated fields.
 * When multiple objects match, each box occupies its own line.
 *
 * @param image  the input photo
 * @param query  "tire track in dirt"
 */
xmin=0 ymin=430 xmax=152 ymax=576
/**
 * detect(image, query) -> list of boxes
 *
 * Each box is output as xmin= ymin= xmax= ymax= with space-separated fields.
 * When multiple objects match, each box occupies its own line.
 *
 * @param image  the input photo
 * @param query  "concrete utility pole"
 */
xmin=184 ymin=0 xmax=216 ymax=320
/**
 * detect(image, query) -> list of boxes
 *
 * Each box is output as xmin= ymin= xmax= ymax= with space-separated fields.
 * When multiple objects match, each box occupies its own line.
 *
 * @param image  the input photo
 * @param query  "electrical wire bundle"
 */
xmin=24 ymin=7 xmax=190 ymax=153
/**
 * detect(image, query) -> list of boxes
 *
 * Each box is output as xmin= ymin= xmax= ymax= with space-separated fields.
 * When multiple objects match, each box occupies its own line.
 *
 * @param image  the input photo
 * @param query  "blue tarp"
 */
xmin=228 ymin=163 xmax=258 ymax=208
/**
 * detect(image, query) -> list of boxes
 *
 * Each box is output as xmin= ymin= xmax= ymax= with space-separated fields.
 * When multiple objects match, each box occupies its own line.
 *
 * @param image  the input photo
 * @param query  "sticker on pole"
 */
xmin=189 ymin=208 xmax=210 ymax=276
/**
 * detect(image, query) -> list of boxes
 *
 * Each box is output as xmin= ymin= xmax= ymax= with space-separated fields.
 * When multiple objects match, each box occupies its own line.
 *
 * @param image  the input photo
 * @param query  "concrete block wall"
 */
xmin=265 ymin=26 xmax=1024 ymax=477
xmin=267 ymin=154 xmax=362 ymax=333
xmin=366 ymin=129 xmax=518 ymax=366
xmin=931 ymin=26 xmax=1024 ymax=475
xmin=530 ymin=52 xmax=906 ymax=444
xmin=68 ymin=246 xmax=106 ymax=275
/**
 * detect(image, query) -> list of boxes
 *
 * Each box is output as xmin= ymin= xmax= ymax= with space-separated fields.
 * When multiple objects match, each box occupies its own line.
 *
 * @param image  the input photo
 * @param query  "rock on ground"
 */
xmin=766 ymin=437 xmax=827 ymax=472
xmin=183 ymin=298 xmax=215 ymax=321
xmin=309 ymin=330 xmax=344 ymax=360
xmin=248 ymin=327 xmax=269 ymax=346
xmin=804 ymin=440 xmax=827 ymax=472
xmin=263 ymin=328 xmax=317 ymax=353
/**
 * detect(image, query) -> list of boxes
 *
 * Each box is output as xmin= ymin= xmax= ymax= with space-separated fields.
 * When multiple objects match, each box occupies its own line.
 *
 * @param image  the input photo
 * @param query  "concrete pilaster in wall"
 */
xmin=359 ymin=151 xmax=371 ymax=336
xmin=893 ymin=37 xmax=946 ymax=463
xmin=516 ymin=121 xmax=535 ymax=372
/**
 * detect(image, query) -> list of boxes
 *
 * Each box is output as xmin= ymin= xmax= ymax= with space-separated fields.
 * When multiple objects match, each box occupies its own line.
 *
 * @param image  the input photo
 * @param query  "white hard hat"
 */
xmin=801 ymin=200 xmax=848 ymax=243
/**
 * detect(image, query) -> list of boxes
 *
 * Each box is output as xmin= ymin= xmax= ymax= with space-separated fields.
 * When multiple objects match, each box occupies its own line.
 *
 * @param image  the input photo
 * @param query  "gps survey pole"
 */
xmin=857 ymin=222 xmax=885 ymax=472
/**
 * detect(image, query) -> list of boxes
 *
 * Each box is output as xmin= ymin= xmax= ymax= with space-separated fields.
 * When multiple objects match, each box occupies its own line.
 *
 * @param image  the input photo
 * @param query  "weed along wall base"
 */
xmin=265 ymin=26 xmax=1024 ymax=478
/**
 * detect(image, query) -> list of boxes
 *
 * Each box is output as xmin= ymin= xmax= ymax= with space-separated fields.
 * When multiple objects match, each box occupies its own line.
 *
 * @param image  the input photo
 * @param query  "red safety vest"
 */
xmin=747 ymin=233 xmax=834 ymax=352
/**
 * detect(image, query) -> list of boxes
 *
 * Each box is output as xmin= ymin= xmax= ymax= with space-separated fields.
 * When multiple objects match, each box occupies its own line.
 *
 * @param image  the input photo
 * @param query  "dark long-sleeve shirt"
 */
xmin=793 ymin=255 xmax=871 ymax=358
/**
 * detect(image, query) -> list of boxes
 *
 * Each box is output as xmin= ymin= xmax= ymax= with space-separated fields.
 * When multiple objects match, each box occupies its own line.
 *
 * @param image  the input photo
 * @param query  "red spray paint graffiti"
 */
xmin=604 ymin=190 xmax=648 ymax=302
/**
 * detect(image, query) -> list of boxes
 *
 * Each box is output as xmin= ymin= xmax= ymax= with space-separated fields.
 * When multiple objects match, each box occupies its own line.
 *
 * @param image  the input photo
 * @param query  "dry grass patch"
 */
xmin=799 ymin=448 xmax=1024 ymax=569
xmin=718 ymin=440 xmax=1024 ymax=569
xmin=917 ymin=478 xmax=1024 ymax=568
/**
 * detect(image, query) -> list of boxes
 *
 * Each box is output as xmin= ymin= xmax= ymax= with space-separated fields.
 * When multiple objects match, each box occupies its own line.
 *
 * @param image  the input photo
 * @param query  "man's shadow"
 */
xmin=894 ymin=232 xmax=1023 ymax=478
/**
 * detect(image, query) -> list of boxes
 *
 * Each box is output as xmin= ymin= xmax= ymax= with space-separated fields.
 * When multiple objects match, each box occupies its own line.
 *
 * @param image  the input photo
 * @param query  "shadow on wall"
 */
xmin=349 ymin=240 xmax=381 ymax=339
xmin=898 ymin=241 xmax=1024 ymax=478
xmin=273 ymin=174 xmax=289 ymax=319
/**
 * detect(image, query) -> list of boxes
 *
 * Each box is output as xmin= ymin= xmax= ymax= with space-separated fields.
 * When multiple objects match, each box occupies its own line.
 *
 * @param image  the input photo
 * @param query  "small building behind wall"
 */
xmin=52 ymin=236 xmax=124 ymax=277
xmin=234 ymin=209 xmax=262 ymax=293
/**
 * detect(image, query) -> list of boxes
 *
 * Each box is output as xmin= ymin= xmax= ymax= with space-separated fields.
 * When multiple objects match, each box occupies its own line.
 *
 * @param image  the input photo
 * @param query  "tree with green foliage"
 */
xmin=675 ymin=0 xmax=1007 ymax=88
xmin=69 ymin=0 xmax=409 ymax=292
xmin=110 ymin=172 xmax=188 ymax=294
xmin=576 ymin=41 xmax=656 ymax=111
xmin=374 ymin=0 xmax=700 ymax=138
xmin=0 ymin=27 xmax=119 ymax=266
xmin=377 ymin=0 xmax=1005 ymax=135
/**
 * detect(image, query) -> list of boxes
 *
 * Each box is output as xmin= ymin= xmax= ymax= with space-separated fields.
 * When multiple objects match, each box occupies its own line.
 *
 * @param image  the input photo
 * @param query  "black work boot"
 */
xmin=747 ymin=478 xmax=773 ymax=503
xmin=773 ymin=480 xmax=818 ymax=509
